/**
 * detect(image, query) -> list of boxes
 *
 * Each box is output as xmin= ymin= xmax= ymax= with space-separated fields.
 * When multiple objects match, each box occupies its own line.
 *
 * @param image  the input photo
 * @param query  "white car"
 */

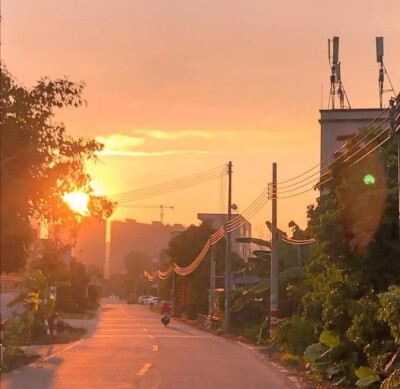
xmin=146 ymin=297 xmax=160 ymax=306
xmin=138 ymin=295 xmax=154 ymax=304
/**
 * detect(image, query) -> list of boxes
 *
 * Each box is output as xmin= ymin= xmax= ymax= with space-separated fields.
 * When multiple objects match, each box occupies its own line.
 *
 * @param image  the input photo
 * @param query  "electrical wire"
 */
xmin=158 ymin=267 xmax=172 ymax=280
xmin=116 ymin=171 xmax=225 ymax=204
xmin=275 ymin=108 xmax=390 ymax=187
xmin=280 ymin=236 xmax=316 ymax=245
xmin=342 ymin=126 xmax=389 ymax=163
xmin=110 ymin=165 xmax=225 ymax=201
xmin=270 ymin=124 xmax=393 ymax=199
xmin=143 ymin=271 xmax=154 ymax=282
xmin=276 ymin=118 xmax=390 ymax=195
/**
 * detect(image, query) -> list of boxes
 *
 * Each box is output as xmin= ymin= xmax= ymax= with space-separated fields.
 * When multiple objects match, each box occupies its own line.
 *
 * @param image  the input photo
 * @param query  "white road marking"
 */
xmin=29 ymin=339 xmax=85 ymax=367
xmin=93 ymin=335 xmax=214 ymax=338
xmin=93 ymin=335 xmax=157 ymax=338
xmin=137 ymin=363 xmax=152 ymax=376
xmin=97 ymin=329 xmax=145 ymax=332
xmin=153 ymin=345 xmax=158 ymax=351
xmin=98 ymin=324 xmax=138 ymax=327
xmin=100 ymin=319 xmax=137 ymax=321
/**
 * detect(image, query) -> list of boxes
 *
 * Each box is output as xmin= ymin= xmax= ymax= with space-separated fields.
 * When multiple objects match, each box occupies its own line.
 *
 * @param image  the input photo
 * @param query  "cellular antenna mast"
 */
xmin=376 ymin=37 xmax=396 ymax=108
xmin=328 ymin=37 xmax=351 ymax=109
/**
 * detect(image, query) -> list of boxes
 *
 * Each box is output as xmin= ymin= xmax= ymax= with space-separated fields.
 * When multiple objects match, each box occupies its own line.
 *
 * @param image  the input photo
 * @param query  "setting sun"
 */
xmin=62 ymin=191 xmax=89 ymax=215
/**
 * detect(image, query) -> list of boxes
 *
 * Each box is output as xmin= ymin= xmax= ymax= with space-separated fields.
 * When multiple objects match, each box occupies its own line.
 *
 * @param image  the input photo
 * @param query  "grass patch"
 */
xmin=1 ymin=346 xmax=40 ymax=373
xmin=27 ymin=322 xmax=86 ymax=345
xmin=7 ymin=321 xmax=86 ymax=347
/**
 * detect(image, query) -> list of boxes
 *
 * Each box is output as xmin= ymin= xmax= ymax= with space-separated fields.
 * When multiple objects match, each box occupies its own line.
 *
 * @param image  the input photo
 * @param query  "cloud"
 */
xmin=95 ymin=129 xmax=317 ymax=158
xmin=98 ymin=149 xmax=217 ymax=157
xmin=133 ymin=130 xmax=215 ymax=140
xmin=96 ymin=134 xmax=145 ymax=151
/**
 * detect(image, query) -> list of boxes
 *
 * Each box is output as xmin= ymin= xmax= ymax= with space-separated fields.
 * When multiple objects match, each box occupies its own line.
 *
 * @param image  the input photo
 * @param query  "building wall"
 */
xmin=74 ymin=217 xmax=107 ymax=274
xmin=319 ymin=108 xmax=388 ymax=173
xmin=109 ymin=220 xmax=186 ymax=276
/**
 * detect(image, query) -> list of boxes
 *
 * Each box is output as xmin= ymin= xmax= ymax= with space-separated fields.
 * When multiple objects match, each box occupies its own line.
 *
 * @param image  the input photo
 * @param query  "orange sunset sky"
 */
xmin=2 ymin=1 xmax=399 ymax=238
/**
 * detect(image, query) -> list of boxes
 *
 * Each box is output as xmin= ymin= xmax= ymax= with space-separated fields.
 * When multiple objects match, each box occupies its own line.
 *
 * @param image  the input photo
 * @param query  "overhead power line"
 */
xmin=276 ymin=108 xmax=390 ymax=189
xmin=110 ymin=165 xmax=226 ymax=203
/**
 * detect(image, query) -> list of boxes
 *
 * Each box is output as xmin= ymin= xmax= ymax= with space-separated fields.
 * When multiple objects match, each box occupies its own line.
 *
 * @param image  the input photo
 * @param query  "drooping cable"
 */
xmin=280 ymin=236 xmax=316 ymax=245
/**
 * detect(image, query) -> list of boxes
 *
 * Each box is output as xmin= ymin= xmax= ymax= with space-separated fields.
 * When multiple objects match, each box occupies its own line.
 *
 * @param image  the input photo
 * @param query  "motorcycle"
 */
xmin=161 ymin=313 xmax=170 ymax=326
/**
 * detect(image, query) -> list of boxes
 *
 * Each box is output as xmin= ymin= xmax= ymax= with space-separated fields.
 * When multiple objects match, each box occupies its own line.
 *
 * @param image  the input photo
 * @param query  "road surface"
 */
xmin=1 ymin=302 xmax=303 ymax=388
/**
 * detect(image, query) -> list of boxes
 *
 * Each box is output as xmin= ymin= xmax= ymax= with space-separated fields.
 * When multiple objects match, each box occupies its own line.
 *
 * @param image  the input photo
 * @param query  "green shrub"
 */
xmin=281 ymin=353 xmax=302 ymax=367
xmin=276 ymin=315 xmax=316 ymax=355
xmin=1 ymin=346 xmax=39 ymax=372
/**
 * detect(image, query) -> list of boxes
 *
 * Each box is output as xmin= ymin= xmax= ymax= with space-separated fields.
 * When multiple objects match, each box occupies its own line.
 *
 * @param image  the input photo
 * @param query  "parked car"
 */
xmin=146 ymin=297 xmax=160 ymax=306
xmin=138 ymin=295 xmax=154 ymax=304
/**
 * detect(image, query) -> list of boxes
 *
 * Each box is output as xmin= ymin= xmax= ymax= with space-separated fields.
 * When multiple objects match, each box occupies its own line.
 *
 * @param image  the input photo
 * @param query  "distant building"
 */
xmin=319 ymin=108 xmax=388 ymax=173
xmin=109 ymin=219 xmax=186 ymax=276
xmin=0 ymin=274 xmax=25 ymax=320
xmin=197 ymin=213 xmax=251 ymax=259
xmin=0 ymin=274 xmax=24 ymax=293
xmin=73 ymin=217 xmax=107 ymax=274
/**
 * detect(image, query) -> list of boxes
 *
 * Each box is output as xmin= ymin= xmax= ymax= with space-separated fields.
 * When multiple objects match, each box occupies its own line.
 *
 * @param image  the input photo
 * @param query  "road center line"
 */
xmin=153 ymin=344 xmax=158 ymax=351
xmin=137 ymin=362 xmax=152 ymax=376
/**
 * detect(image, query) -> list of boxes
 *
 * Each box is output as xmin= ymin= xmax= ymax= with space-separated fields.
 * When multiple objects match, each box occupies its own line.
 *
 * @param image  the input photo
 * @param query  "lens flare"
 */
xmin=363 ymin=174 xmax=376 ymax=185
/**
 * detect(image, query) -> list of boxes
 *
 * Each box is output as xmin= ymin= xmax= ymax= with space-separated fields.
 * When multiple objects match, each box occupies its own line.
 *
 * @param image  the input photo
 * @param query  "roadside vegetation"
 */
xmin=0 ymin=65 xmax=112 ymax=372
xmin=230 ymin=129 xmax=400 ymax=388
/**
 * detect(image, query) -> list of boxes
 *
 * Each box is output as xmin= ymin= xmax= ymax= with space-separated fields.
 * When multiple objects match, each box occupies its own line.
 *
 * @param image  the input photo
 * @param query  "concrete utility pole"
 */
xmin=270 ymin=163 xmax=279 ymax=337
xmin=224 ymin=161 xmax=233 ymax=333
xmin=209 ymin=241 xmax=216 ymax=315
xmin=172 ymin=271 xmax=176 ymax=307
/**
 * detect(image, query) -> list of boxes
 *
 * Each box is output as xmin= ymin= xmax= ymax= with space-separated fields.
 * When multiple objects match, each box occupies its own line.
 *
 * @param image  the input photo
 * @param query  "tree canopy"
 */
xmin=1 ymin=64 xmax=114 ymax=273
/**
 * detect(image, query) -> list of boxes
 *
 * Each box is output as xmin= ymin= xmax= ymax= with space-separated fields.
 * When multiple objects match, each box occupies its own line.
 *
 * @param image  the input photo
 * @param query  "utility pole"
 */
xmin=224 ymin=161 xmax=233 ymax=333
xmin=172 ymin=271 xmax=176 ymax=308
xmin=270 ymin=163 xmax=279 ymax=337
xmin=209 ymin=241 xmax=216 ymax=315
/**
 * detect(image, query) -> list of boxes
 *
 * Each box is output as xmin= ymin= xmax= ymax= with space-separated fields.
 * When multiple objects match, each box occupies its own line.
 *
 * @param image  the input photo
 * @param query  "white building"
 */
xmin=319 ymin=108 xmax=388 ymax=173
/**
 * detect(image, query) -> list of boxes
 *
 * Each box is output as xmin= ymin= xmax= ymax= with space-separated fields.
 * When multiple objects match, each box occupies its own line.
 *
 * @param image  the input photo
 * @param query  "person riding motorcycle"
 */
xmin=161 ymin=301 xmax=171 ymax=316
xmin=161 ymin=301 xmax=171 ymax=325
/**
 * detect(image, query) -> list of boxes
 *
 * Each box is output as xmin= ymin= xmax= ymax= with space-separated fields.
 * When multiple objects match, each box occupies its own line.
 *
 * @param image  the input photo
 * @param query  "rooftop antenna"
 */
xmin=328 ymin=37 xmax=351 ymax=109
xmin=376 ymin=37 xmax=396 ymax=108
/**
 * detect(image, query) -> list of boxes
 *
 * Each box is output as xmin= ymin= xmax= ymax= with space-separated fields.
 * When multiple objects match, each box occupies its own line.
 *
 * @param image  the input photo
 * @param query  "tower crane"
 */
xmin=119 ymin=204 xmax=174 ymax=224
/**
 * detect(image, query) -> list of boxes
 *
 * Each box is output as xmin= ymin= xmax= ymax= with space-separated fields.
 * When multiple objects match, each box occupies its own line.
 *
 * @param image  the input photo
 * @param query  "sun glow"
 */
xmin=62 ymin=191 xmax=89 ymax=215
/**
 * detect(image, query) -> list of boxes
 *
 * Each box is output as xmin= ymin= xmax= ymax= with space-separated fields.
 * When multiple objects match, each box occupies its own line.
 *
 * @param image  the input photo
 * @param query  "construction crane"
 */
xmin=119 ymin=204 xmax=174 ymax=224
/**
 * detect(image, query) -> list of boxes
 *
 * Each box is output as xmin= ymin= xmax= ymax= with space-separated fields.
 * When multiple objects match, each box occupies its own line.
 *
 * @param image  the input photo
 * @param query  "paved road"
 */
xmin=1 ymin=302 xmax=303 ymax=388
